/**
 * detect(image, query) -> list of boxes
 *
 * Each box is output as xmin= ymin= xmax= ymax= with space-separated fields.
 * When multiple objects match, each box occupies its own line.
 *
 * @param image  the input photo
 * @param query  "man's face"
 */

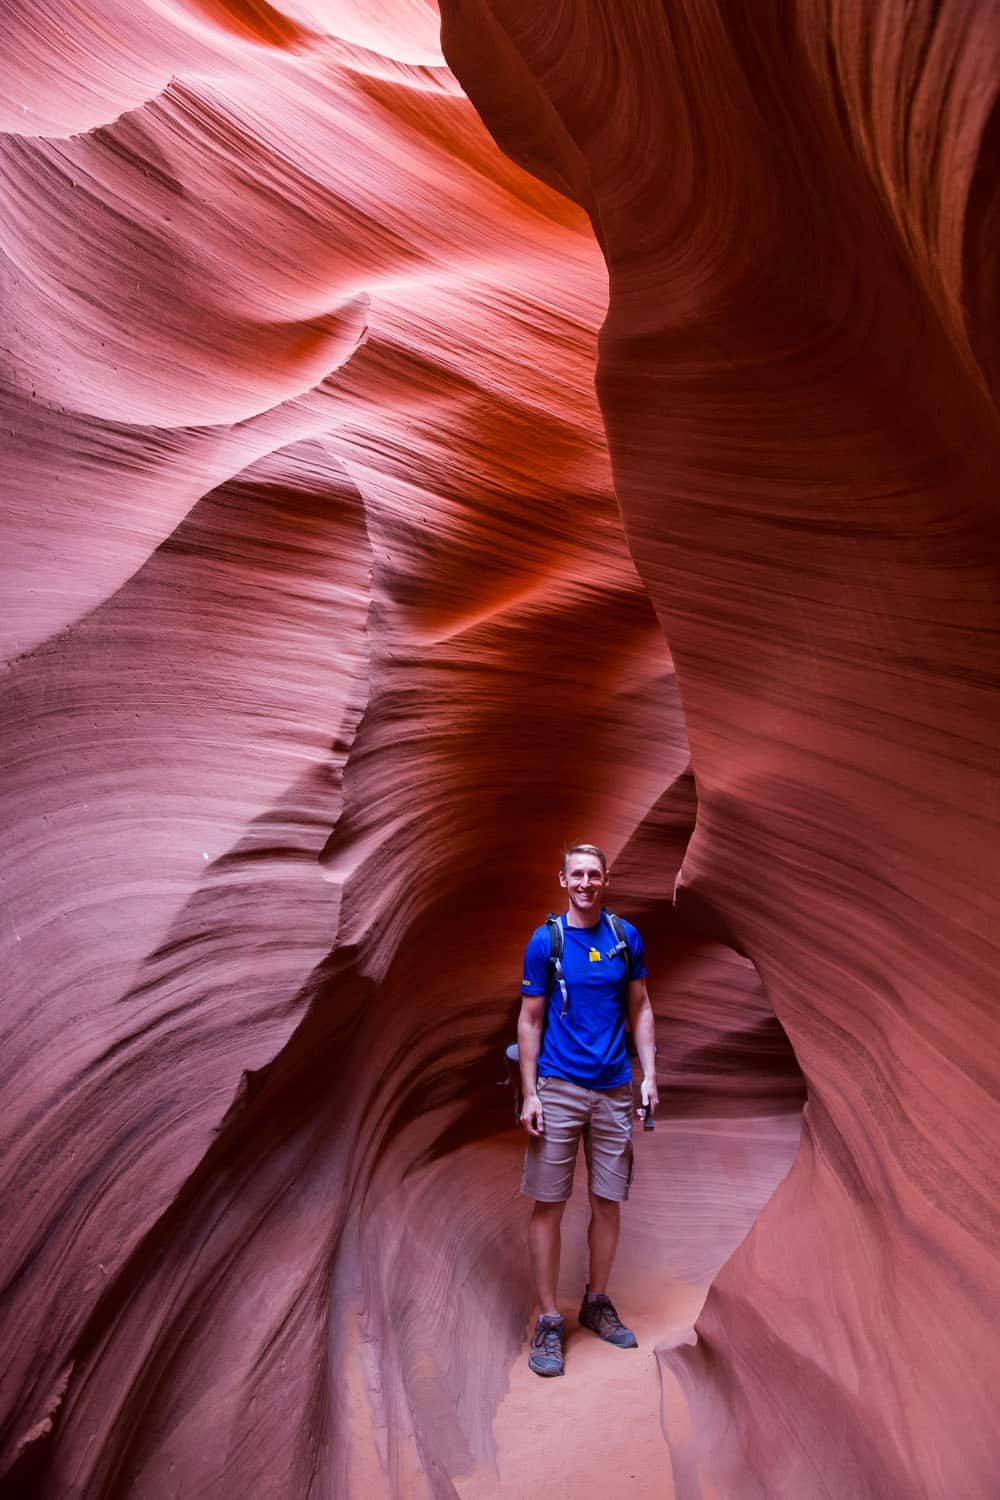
xmin=559 ymin=853 xmax=608 ymax=917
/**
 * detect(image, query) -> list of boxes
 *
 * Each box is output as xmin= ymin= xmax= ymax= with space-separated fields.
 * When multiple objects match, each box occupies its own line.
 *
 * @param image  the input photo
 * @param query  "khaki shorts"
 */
xmin=521 ymin=1075 xmax=634 ymax=1203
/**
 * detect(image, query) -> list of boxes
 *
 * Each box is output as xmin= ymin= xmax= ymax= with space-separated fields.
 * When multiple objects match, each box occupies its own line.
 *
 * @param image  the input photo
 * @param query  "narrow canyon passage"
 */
xmin=438 ymin=3 xmax=1000 ymax=1496
xmin=2 ymin=1 xmax=999 ymax=1497
xmin=455 ymin=1112 xmax=801 ymax=1500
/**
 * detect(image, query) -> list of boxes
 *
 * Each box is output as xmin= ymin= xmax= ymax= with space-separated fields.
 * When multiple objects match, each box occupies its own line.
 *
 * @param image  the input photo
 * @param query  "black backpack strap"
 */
xmin=545 ymin=913 xmax=570 ymax=1019
xmin=606 ymin=911 xmax=633 ymax=980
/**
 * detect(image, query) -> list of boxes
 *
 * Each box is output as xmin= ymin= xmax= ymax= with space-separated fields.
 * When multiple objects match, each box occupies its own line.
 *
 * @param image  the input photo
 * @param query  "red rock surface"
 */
xmin=1 ymin=1 xmax=995 ymax=1497
xmin=440 ymin=3 xmax=1000 ymax=1497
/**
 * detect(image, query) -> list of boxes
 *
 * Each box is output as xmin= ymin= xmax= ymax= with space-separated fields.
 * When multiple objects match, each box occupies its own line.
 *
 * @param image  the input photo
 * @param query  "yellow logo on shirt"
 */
xmin=588 ymin=947 xmax=601 ymax=962
xmin=522 ymin=977 xmax=531 ymax=986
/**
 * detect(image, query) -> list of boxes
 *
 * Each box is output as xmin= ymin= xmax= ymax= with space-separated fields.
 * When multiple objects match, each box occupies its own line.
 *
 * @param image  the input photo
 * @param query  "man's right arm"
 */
xmin=518 ymin=993 xmax=546 ymax=1135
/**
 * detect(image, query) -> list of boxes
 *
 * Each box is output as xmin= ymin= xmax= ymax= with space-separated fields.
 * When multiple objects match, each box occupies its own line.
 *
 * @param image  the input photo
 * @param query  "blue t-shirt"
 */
xmin=521 ymin=911 xmax=646 ymax=1090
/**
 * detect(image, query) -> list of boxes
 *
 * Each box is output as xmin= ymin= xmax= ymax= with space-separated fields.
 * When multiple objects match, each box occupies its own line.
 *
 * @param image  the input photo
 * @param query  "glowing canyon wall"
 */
xmin=1 ymin=0 xmax=997 ymax=1496
xmin=439 ymin=2 xmax=1000 ymax=1496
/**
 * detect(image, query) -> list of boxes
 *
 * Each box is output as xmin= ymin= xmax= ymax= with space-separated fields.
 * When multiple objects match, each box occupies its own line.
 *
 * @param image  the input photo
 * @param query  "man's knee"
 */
xmin=588 ymin=1192 xmax=620 ymax=1218
xmin=531 ymin=1198 xmax=567 ymax=1222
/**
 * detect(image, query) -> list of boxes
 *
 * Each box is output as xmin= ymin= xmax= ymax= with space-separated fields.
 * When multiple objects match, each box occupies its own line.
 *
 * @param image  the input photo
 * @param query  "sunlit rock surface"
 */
xmin=2 ymin=0 xmax=994 ymax=1496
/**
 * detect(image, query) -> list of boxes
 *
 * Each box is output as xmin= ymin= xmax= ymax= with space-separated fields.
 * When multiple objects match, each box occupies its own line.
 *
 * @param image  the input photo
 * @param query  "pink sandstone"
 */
xmin=1 ymin=1 xmax=996 ymax=1496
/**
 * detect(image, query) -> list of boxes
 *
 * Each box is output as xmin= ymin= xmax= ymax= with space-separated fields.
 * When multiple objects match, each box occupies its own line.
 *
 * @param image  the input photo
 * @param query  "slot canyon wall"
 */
xmin=0 ymin=2 xmax=996 ymax=1499
xmin=438 ymin=1 xmax=1000 ymax=1496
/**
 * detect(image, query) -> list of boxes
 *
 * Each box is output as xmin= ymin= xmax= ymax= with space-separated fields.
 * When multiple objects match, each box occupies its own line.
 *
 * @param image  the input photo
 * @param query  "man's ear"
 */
xmin=558 ymin=868 xmax=568 ymax=888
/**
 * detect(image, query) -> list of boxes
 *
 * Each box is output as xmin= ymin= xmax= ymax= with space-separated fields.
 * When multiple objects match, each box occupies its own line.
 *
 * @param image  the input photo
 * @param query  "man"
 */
xmin=517 ymin=842 xmax=658 ymax=1377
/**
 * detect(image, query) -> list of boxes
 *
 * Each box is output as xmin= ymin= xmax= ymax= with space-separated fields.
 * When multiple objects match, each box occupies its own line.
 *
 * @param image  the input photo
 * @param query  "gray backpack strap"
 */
xmin=606 ymin=911 xmax=633 ymax=979
xmin=545 ymin=913 xmax=570 ymax=1019
xmin=607 ymin=911 xmax=638 ymax=1058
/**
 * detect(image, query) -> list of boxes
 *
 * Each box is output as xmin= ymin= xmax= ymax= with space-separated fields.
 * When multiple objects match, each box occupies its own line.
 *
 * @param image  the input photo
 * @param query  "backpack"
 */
xmin=544 ymin=909 xmax=634 ymax=1020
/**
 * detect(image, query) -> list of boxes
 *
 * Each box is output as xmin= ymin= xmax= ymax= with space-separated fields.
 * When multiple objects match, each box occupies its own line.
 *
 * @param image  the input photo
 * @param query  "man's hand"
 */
xmin=520 ymin=1092 xmax=545 ymax=1136
xmin=637 ymin=1074 xmax=659 ymax=1122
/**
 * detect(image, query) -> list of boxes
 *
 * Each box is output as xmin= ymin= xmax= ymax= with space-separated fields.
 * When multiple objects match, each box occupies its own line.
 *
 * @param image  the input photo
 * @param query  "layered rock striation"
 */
xmin=2 ymin=4 xmax=775 ymax=1494
xmin=3 ymin=0 xmax=996 ymax=1497
xmin=439 ymin=2 xmax=1000 ymax=1496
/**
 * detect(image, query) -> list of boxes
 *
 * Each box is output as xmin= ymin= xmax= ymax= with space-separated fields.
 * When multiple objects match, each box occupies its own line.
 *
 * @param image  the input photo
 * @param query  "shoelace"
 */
xmin=535 ymin=1323 xmax=562 ymax=1356
xmin=594 ymin=1299 xmax=623 ymax=1331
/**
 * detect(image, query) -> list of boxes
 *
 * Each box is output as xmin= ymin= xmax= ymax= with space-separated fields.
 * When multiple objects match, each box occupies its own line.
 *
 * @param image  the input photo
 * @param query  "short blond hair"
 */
xmin=561 ymin=843 xmax=608 ymax=874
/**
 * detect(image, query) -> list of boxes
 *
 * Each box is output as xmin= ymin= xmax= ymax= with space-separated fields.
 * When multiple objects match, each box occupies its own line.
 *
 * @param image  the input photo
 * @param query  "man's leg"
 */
xmin=579 ymin=1085 xmax=638 ymax=1347
xmin=586 ymin=1191 xmax=620 ymax=1295
xmin=527 ymin=1204 xmax=567 ymax=1377
xmin=521 ymin=1079 xmax=587 ymax=1377
xmin=521 ymin=1077 xmax=585 ymax=1311
xmin=529 ymin=1199 xmax=566 ymax=1315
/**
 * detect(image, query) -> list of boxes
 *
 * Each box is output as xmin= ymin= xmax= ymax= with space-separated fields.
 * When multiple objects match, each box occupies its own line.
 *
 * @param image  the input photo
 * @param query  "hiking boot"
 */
xmin=578 ymin=1287 xmax=638 ymax=1348
xmin=528 ymin=1313 xmax=565 ymax=1376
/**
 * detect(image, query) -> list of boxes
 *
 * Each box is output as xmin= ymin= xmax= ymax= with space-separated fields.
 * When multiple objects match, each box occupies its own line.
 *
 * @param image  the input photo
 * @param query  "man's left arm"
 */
xmin=628 ymin=978 xmax=659 ymax=1119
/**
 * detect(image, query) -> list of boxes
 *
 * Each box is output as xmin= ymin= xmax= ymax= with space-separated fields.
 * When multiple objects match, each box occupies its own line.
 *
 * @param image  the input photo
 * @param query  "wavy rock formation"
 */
xmin=438 ymin=2 xmax=1000 ymax=1497
xmin=3 ymin=0 xmax=994 ymax=1496
xmin=3 ymin=4 xmax=790 ymax=1495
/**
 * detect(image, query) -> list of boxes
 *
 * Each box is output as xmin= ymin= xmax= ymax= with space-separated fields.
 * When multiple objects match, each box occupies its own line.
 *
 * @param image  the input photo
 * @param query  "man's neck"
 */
xmin=565 ymin=903 xmax=604 ymax=930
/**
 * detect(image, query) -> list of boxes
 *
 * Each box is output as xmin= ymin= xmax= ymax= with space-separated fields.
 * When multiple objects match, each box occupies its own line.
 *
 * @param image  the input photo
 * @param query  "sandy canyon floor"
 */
xmin=456 ymin=1111 xmax=800 ymax=1499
